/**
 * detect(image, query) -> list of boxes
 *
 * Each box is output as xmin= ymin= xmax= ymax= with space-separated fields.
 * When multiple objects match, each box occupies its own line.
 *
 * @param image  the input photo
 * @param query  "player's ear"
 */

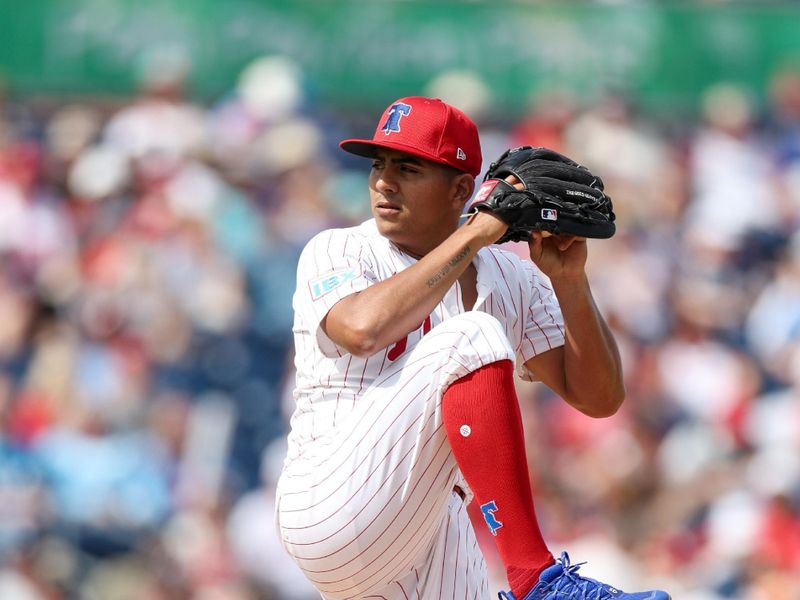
xmin=450 ymin=173 xmax=475 ymax=208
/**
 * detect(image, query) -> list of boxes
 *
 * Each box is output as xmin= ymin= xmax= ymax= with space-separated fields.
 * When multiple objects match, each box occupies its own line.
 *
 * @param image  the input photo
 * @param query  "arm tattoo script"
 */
xmin=426 ymin=245 xmax=470 ymax=288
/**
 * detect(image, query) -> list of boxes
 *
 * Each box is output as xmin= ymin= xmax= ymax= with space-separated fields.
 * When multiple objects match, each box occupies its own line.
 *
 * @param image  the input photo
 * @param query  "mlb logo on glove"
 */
xmin=541 ymin=208 xmax=558 ymax=221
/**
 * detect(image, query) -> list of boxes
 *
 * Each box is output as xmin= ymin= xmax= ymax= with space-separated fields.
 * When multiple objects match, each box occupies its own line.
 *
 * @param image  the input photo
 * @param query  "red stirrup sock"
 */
xmin=442 ymin=360 xmax=554 ymax=599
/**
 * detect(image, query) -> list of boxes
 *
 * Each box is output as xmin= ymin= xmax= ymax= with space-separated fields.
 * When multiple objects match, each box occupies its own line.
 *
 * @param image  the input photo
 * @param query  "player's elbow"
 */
xmin=584 ymin=399 xmax=622 ymax=419
xmin=323 ymin=309 xmax=382 ymax=358
xmin=568 ymin=384 xmax=625 ymax=419
xmin=336 ymin=323 xmax=382 ymax=358
xmin=343 ymin=335 xmax=381 ymax=358
xmin=585 ymin=387 xmax=625 ymax=418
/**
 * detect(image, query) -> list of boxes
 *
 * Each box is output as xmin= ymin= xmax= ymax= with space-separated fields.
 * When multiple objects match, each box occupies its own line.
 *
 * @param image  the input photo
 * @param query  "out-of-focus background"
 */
xmin=0 ymin=1 xmax=799 ymax=599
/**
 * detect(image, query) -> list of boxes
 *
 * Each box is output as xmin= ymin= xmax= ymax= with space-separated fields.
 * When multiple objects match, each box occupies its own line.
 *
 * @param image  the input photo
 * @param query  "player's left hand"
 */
xmin=499 ymin=174 xmax=587 ymax=280
xmin=528 ymin=231 xmax=587 ymax=280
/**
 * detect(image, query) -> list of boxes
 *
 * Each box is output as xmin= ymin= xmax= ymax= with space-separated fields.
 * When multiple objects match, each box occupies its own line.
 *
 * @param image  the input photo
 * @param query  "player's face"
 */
xmin=368 ymin=148 xmax=472 ymax=257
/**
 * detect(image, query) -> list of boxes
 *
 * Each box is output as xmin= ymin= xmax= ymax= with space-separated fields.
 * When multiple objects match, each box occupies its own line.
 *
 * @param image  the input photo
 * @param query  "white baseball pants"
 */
xmin=276 ymin=312 xmax=516 ymax=599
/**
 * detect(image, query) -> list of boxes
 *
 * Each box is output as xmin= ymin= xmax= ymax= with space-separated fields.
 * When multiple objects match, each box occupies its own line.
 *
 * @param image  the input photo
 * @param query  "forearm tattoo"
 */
xmin=426 ymin=245 xmax=470 ymax=288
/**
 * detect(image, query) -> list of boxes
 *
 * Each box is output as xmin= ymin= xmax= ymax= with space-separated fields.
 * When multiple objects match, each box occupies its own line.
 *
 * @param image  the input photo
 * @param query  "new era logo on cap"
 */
xmin=339 ymin=96 xmax=482 ymax=177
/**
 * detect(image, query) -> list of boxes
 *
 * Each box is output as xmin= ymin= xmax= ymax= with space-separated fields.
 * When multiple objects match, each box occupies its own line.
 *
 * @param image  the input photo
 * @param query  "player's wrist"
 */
xmin=463 ymin=210 xmax=508 ymax=246
xmin=549 ymin=271 xmax=590 ymax=293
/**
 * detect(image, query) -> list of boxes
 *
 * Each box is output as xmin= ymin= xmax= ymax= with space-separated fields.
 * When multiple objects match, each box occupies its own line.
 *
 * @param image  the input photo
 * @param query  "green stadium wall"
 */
xmin=1 ymin=0 xmax=799 ymax=116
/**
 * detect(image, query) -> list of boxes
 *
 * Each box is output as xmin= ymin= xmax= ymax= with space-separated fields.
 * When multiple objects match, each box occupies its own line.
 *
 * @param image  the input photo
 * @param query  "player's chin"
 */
xmin=373 ymin=214 xmax=409 ymax=241
xmin=372 ymin=208 xmax=406 ymax=236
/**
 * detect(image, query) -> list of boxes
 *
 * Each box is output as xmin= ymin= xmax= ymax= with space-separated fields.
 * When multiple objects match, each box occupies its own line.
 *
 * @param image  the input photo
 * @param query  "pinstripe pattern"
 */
xmin=276 ymin=220 xmax=565 ymax=599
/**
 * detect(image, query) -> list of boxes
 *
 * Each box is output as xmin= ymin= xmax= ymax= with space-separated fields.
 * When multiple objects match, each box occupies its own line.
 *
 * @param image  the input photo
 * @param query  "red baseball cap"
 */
xmin=340 ymin=96 xmax=482 ymax=177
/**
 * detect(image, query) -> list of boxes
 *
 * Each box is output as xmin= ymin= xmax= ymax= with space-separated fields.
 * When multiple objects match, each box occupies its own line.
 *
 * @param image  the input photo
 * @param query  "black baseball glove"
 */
xmin=468 ymin=146 xmax=615 ymax=244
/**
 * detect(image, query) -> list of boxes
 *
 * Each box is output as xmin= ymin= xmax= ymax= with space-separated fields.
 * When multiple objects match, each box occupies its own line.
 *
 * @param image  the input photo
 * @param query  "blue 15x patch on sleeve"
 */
xmin=309 ymin=266 xmax=361 ymax=300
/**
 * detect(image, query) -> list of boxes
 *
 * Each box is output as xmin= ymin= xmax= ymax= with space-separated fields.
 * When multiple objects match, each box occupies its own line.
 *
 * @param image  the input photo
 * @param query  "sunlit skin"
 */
xmin=368 ymin=148 xmax=474 ymax=258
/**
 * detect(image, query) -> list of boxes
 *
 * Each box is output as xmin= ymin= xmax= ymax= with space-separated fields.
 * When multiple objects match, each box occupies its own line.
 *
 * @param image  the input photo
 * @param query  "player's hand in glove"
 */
xmin=467 ymin=146 xmax=615 ymax=244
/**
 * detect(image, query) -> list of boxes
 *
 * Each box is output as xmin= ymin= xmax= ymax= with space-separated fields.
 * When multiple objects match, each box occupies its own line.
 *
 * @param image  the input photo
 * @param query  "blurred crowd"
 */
xmin=0 ymin=50 xmax=799 ymax=600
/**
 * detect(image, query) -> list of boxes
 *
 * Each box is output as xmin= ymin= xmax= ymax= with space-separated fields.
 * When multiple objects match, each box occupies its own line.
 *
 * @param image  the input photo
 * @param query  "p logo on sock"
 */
xmin=480 ymin=500 xmax=503 ymax=536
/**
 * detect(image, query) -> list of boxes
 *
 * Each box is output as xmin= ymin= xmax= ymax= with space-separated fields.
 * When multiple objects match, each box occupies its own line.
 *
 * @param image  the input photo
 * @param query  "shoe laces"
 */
xmin=542 ymin=552 xmax=616 ymax=600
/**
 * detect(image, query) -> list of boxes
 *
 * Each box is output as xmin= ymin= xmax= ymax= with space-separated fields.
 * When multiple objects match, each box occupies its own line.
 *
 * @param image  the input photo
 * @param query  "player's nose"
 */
xmin=374 ymin=170 xmax=398 ymax=195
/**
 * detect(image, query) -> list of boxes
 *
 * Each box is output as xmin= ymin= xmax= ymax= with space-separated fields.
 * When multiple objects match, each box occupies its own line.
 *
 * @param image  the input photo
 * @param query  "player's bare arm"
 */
xmin=524 ymin=232 xmax=624 ymax=418
xmin=323 ymin=209 xmax=506 ymax=357
xmin=478 ymin=169 xmax=622 ymax=418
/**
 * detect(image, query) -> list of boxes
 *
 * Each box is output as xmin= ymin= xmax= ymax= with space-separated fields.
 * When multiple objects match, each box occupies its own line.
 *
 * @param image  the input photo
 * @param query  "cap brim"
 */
xmin=339 ymin=138 xmax=460 ymax=172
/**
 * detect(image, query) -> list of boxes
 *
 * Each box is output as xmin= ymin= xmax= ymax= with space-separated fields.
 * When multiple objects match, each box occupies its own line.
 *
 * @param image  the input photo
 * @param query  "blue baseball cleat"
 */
xmin=498 ymin=552 xmax=671 ymax=600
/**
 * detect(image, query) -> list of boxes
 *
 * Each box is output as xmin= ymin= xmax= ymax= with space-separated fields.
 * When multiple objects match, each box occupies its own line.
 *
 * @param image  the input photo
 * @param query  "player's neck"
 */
xmin=393 ymin=242 xmax=425 ymax=259
xmin=390 ymin=223 xmax=460 ymax=259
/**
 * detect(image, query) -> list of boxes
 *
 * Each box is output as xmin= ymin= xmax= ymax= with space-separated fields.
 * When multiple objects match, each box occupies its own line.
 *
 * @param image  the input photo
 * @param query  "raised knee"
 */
xmin=429 ymin=312 xmax=512 ymax=354
xmin=446 ymin=311 xmax=506 ymax=337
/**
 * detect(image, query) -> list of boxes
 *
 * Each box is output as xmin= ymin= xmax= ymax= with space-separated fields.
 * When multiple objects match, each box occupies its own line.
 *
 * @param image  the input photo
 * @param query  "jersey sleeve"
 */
xmin=294 ymin=228 xmax=376 ymax=357
xmin=517 ymin=261 xmax=565 ymax=381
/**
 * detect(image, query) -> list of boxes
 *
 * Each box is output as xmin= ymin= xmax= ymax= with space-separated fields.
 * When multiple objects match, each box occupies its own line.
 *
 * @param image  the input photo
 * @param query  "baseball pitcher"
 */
xmin=275 ymin=96 xmax=671 ymax=600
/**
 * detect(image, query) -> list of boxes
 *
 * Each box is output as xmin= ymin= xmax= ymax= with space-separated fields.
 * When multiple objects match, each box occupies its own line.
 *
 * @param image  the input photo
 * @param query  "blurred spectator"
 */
xmin=686 ymin=82 xmax=781 ymax=251
xmin=103 ymin=45 xmax=208 ymax=165
xmin=768 ymin=62 xmax=800 ymax=169
xmin=745 ymin=231 xmax=800 ymax=381
xmin=208 ymin=55 xmax=308 ymax=185
xmin=564 ymin=91 xmax=680 ymax=234
xmin=510 ymin=88 xmax=578 ymax=153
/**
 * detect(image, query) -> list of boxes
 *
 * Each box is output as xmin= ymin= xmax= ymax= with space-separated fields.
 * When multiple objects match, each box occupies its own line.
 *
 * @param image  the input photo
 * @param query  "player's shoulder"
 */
xmin=480 ymin=244 xmax=535 ymax=274
xmin=479 ymin=245 xmax=557 ymax=310
xmin=478 ymin=245 xmax=548 ymax=293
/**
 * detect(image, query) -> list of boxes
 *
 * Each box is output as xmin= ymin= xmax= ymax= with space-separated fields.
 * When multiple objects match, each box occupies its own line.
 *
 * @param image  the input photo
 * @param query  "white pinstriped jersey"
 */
xmin=286 ymin=219 xmax=564 ymax=458
xmin=277 ymin=219 xmax=565 ymax=599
